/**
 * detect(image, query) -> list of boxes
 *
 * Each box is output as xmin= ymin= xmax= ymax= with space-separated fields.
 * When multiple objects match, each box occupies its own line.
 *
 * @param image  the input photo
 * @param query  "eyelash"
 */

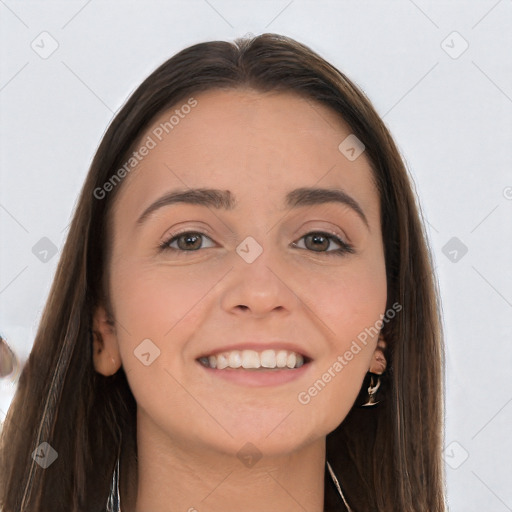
xmin=159 ymin=230 xmax=355 ymax=257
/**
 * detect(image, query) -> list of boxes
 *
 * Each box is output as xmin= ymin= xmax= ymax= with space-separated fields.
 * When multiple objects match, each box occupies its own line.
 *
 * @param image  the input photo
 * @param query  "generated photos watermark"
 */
xmin=297 ymin=301 xmax=402 ymax=405
xmin=93 ymin=97 xmax=198 ymax=200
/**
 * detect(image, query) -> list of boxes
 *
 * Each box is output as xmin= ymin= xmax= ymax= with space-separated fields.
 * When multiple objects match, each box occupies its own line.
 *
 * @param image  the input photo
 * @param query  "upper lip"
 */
xmin=196 ymin=342 xmax=313 ymax=361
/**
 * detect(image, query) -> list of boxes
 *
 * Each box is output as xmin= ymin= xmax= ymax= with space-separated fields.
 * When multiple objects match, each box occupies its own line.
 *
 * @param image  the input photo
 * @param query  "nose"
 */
xmin=219 ymin=244 xmax=299 ymax=318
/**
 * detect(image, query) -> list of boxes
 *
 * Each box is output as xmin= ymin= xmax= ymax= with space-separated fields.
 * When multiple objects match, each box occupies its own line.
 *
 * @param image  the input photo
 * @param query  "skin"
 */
xmin=93 ymin=89 xmax=388 ymax=512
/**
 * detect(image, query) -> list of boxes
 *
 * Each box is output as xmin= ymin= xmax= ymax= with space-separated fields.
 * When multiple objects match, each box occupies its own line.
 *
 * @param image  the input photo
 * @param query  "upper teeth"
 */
xmin=199 ymin=349 xmax=305 ymax=370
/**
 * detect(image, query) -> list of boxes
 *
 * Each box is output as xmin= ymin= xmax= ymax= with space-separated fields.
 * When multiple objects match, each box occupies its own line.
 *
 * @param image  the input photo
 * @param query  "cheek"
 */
xmin=293 ymin=254 xmax=386 ymax=429
xmin=307 ymin=255 xmax=387 ymax=349
xmin=108 ymin=262 xmax=226 ymax=423
xmin=110 ymin=261 xmax=222 ymax=342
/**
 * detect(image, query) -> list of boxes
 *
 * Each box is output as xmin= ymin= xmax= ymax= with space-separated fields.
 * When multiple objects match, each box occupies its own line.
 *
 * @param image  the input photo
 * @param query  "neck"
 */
xmin=134 ymin=409 xmax=327 ymax=512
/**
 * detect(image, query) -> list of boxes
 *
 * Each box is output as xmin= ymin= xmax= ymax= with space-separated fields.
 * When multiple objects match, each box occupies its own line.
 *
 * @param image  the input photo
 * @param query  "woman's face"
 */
xmin=102 ymin=89 xmax=387 ymax=457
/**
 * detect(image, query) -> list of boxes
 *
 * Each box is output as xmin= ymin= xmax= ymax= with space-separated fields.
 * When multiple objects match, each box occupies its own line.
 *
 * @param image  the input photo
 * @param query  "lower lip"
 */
xmin=197 ymin=361 xmax=313 ymax=387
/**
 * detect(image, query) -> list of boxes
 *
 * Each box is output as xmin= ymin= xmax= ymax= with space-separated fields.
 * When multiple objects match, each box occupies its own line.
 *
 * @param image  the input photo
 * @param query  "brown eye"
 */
xmin=292 ymin=231 xmax=355 ymax=256
xmin=163 ymin=232 xmax=215 ymax=251
xmin=304 ymin=233 xmax=330 ymax=252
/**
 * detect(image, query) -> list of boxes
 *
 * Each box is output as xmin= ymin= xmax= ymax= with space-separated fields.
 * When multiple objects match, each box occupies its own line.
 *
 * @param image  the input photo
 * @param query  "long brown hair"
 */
xmin=0 ymin=33 xmax=445 ymax=511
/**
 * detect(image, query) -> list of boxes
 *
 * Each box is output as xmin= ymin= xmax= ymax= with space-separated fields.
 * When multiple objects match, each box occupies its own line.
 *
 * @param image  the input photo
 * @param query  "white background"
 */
xmin=1 ymin=1 xmax=511 ymax=510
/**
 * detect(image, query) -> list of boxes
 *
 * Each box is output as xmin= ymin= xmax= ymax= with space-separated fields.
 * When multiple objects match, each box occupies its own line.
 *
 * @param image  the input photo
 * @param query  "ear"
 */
xmin=368 ymin=334 xmax=387 ymax=375
xmin=92 ymin=305 xmax=122 ymax=376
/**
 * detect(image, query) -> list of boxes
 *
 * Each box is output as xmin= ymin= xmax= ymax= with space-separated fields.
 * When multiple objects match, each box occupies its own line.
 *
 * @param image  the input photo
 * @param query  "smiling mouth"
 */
xmin=197 ymin=349 xmax=312 ymax=370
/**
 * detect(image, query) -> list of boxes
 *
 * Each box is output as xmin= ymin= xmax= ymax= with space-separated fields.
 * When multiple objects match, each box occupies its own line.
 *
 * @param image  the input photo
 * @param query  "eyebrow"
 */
xmin=136 ymin=187 xmax=369 ymax=229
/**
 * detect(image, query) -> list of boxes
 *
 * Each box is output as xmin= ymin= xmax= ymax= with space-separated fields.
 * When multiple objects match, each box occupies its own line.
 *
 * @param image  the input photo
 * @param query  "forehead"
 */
xmin=111 ymin=88 xmax=379 ymax=225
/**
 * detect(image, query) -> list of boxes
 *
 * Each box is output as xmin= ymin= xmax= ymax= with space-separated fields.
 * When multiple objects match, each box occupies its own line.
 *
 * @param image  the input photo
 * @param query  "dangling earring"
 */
xmin=326 ymin=460 xmax=353 ymax=511
xmin=106 ymin=457 xmax=121 ymax=512
xmin=361 ymin=373 xmax=381 ymax=407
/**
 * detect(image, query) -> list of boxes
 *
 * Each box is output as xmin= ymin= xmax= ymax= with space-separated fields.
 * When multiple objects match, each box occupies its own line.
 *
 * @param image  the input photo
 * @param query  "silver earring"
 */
xmin=326 ymin=460 xmax=353 ymax=511
xmin=361 ymin=374 xmax=381 ymax=407
xmin=106 ymin=457 xmax=121 ymax=512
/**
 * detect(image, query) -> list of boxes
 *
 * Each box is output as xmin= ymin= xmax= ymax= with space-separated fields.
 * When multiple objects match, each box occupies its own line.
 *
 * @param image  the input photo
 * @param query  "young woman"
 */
xmin=0 ymin=33 xmax=446 ymax=511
